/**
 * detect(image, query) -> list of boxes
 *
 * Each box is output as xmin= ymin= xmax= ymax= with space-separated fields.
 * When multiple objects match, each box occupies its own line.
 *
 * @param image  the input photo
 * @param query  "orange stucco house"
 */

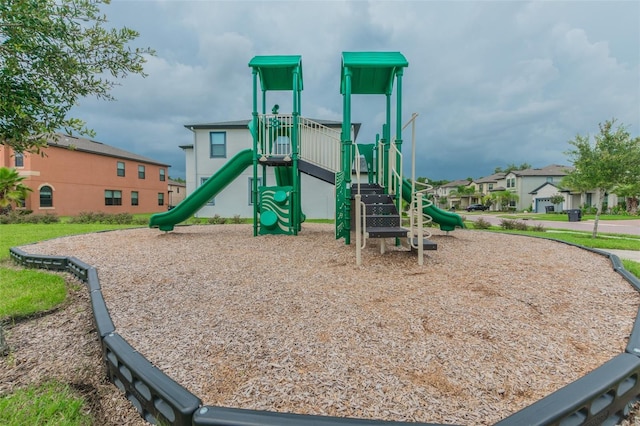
xmin=1 ymin=134 xmax=171 ymax=216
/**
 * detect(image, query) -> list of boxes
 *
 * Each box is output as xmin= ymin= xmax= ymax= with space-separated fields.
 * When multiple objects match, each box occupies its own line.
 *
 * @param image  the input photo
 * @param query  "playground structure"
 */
xmin=149 ymin=52 xmax=464 ymax=262
xmin=9 ymin=52 xmax=640 ymax=426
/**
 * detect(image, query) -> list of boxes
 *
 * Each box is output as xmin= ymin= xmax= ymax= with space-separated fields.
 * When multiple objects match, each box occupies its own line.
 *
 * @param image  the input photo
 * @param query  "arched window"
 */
xmin=15 ymin=153 xmax=24 ymax=167
xmin=40 ymin=185 xmax=53 ymax=208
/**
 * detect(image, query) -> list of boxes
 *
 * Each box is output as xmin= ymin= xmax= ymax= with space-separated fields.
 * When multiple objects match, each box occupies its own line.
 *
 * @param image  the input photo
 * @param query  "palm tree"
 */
xmin=0 ymin=167 xmax=32 ymax=213
xmin=491 ymin=190 xmax=519 ymax=211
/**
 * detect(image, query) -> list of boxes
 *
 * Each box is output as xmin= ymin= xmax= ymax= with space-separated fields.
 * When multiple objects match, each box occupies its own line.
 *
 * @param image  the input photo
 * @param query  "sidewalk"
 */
xmin=601 ymin=249 xmax=640 ymax=262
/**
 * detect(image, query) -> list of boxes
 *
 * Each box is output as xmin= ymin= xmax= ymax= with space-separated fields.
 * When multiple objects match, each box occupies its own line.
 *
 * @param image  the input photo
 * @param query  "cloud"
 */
xmin=68 ymin=1 xmax=638 ymax=182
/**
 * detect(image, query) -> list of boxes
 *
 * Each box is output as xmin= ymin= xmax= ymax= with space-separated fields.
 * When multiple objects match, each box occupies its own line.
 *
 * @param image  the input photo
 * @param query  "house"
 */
xmin=501 ymin=164 xmax=572 ymax=211
xmin=167 ymin=179 xmax=186 ymax=208
xmin=181 ymin=119 xmax=360 ymax=219
xmin=435 ymin=179 xmax=475 ymax=210
xmin=529 ymin=182 xmax=567 ymax=213
xmin=0 ymin=134 xmax=171 ymax=216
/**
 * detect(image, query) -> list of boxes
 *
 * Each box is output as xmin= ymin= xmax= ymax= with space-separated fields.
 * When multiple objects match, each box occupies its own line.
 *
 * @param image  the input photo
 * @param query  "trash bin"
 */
xmin=568 ymin=209 xmax=581 ymax=222
xmin=545 ymin=205 xmax=555 ymax=213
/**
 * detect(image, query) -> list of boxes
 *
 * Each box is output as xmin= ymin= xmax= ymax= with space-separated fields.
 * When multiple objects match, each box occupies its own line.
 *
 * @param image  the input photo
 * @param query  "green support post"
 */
xmin=394 ymin=69 xmax=403 ymax=216
xmin=341 ymin=68 xmax=352 ymax=245
xmin=291 ymin=67 xmax=300 ymax=235
xmin=252 ymin=69 xmax=259 ymax=237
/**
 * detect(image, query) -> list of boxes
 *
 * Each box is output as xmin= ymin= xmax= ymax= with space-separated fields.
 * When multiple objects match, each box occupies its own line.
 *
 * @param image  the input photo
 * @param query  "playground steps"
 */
xmin=408 ymin=237 xmax=438 ymax=251
xmin=352 ymin=184 xmax=439 ymax=250
xmin=351 ymin=186 xmax=409 ymax=239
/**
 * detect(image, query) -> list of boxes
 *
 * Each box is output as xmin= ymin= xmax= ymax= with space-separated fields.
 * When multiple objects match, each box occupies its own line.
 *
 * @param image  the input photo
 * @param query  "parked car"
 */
xmin=466 ymin=203 xmax=488 ymax=212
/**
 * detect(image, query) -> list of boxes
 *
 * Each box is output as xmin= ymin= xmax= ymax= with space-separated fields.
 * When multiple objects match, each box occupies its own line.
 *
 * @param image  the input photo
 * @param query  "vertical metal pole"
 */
xmin=418 ymin=194 xmax=424 ymax=266
xmin=410 ymin=113 xmax=418 ymax=196
xmin=355 ymin=194 xmax=361 ymax=265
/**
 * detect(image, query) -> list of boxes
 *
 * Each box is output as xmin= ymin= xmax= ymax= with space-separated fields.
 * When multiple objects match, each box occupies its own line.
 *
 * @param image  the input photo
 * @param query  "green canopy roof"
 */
xmin=341 ymin=51 xmax=408 ymax=95
xmin=248 ymin=55 xmax=303 ymax=92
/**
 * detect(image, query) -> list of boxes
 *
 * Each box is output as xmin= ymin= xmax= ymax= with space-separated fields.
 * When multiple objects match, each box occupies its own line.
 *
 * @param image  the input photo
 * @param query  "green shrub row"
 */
xmin=0 ymin=211 xmax=60 ymax=224
xmin=186 ymin=214 xmax=245 ymax=225
xmin=0 ymin=211 xmax=147 ymax=225
xmin=66 ymin=211 xmax=146 ymax=225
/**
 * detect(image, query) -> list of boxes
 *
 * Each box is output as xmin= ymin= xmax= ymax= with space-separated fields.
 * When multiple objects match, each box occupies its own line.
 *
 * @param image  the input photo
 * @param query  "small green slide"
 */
xmin=401 ymin=179 xmax=465 ymax=232
xmin=149 ymin=149 xmax=254 ymax=231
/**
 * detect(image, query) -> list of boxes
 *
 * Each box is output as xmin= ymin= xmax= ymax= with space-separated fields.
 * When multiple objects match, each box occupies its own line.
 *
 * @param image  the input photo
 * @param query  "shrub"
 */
xmin=531 ymin=223 xmax=546 ymax=232
xmin=0 ymin=212 xmax=59 ymax=224
xmin=499 ymin=219 xmax=517 ymax=230
xmin=513 ymin=221 xmax=529 ymax=231
xmin=133 ymin=217 xmax=149 ymax=226
xmin=112 ymin=213 xmax=133 ymax=224
xmin=207 ymin=214 xmax=227 ymax=225
xmin=231 ymin=214 xmax=243 ymax=224
xmin=472 ymin=218 xmax=491 ymax=229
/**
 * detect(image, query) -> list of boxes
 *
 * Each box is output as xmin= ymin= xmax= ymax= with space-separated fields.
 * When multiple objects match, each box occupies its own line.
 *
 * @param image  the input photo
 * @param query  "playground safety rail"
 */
xmin=254 ymin=114 xmax=343 ymax=173
xmin=8 ymin=240 xmax=640 ymax=425
xmin=255 ymin=113 xmax=294 ymax=159
xmin=298 ymin=116 xmax=342 ymax=172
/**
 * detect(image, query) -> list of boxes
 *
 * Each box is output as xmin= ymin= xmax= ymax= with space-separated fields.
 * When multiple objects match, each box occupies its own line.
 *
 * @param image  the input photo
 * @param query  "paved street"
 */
xmin=469 ymin=214 xmax=640 ymax=261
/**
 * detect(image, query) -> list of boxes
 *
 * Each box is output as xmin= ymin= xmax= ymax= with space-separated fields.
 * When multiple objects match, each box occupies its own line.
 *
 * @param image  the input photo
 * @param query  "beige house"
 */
xmin=167 ymin=179 xmax=186 ymax=208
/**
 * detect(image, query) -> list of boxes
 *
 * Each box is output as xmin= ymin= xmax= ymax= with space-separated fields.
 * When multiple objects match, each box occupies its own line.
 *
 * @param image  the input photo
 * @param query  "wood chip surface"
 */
xmin=12 ymin=224 xmax=640 ymax=425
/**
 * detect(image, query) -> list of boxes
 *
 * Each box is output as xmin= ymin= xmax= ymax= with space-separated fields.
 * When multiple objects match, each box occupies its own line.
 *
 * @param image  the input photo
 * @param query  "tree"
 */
xmin=562 ymin=119 xmax=640 ymax=237
xmin=491 ymin=190 xmax=519 ymax=211
xmin=0 ymin=166 xmax=32 ymax=213
xmin=494 ymin=163 xmax=532 ymax=174
xmin=614 ymin=183 xmax=640 ymax=215
xmin=549 ymin=194 xmax=565 ymax=211
xmin=1 ymin=0 xmax=154 ymax=153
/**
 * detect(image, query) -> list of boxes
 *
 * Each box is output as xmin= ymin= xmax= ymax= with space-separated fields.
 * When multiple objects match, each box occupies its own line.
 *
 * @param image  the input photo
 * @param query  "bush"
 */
xmin=0 ymin=212 xmax=59 ymax=224
xmin=472 ymin=218 xmax=491 ymax=229
xmin=67 ymin=211 xmax=136 ymax=224
xmin=207 ymin=214 xmax=227 ymax=225
xmin=531 ymin=223 xmax=546 ymax=232
xmin=231 ymin=214 xmax=243 ymax=224
xmin=499 ymin=219 xmax=529 ymax=231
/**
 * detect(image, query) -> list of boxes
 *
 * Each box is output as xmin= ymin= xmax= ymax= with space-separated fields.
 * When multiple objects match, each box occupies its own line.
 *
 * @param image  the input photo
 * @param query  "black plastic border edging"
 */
xmin=9 ymin=246 xmax=201 ymax=426
xmin=8 ymin=239 xmax=640 ymax=426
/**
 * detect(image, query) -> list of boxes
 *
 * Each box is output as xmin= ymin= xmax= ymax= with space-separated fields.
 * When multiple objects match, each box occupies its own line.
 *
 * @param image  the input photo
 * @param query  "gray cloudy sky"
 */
xmin=71 ymin=0 xmax=640 ymax=181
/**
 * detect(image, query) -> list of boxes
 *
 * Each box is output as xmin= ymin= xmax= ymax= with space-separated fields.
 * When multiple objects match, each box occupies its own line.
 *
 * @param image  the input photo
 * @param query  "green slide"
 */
xmin=149 ymin=149 xmax=254 ymax=231
xmin=401 ymin=179 xmax=465 ymax=232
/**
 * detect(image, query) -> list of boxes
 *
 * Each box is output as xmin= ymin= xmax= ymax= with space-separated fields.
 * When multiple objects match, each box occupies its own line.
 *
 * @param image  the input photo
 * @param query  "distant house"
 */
xmin=529 ymin=182 xmax=566 ymax=213
xmin=501 ymin=164 xmax=572 ymax=211
xmin=0 ymin=134 xmax=170 ymax=216
xmin=167 ymin=179 xmax=186 ymax=208
xmin=435 ymin=179 xmax=475 ymax=209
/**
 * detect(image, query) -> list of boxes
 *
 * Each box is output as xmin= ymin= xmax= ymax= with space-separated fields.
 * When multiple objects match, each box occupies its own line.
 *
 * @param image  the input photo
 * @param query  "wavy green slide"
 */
xmin=149 ymin=149 xmax=254 ymax=231
xmin=401 ymin=179 xmax=465 ymax=232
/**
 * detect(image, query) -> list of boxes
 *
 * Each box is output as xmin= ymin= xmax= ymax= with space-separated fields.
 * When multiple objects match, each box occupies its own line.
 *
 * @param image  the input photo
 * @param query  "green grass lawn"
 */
xmin=0 ymin=268 xmax=67 ymax=320
xmin=512 ymin=230 xmax=640 ymax=251
xmin=0 ymin=381 xmax=91 ymax=426
xmin=497 ymin=213 xmax=638 ymax=222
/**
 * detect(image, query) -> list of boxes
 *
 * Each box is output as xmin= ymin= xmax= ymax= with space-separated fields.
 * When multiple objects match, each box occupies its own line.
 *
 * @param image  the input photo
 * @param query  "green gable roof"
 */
xmin=341 ymin=51 xmax=408 ymax=95
xmin=248 ymin=55 xmax=303 ymax=91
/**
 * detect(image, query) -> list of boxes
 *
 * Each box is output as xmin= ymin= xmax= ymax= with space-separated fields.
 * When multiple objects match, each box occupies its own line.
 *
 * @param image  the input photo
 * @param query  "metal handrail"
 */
xmin=298 ymin=116 xmax=342 ymax=172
